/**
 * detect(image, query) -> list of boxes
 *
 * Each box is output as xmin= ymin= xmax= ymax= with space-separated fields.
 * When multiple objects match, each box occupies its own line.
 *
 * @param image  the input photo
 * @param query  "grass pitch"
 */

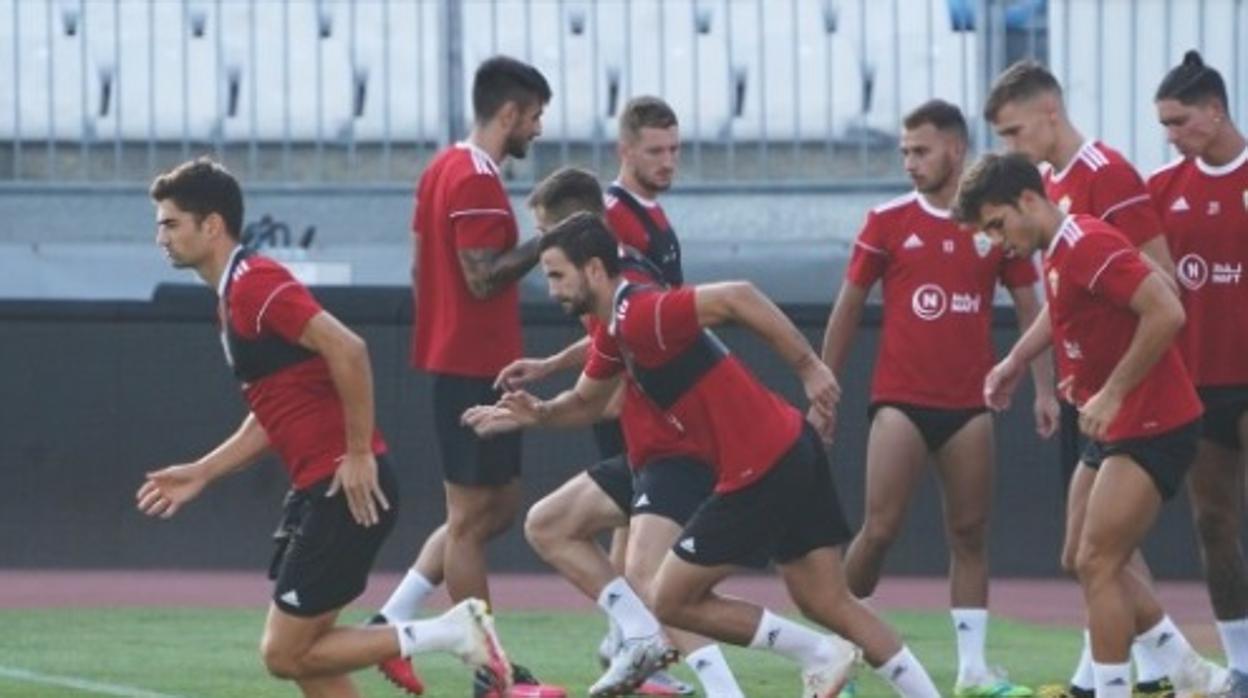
xmin=0 ymin=608 xmax=1086 ymax=697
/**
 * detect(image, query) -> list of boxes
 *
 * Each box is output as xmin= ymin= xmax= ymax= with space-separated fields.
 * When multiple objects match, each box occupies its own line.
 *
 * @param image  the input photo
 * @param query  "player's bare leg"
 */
xmin=525 ymin=472 xmax=628 ymax=598
xmin=609 ymin=527 xmax=630 ymax=575
xmin=444 ymin=480 xmax=523 ymax=603
xmin=843 ymin=407 xmax=929 ymax=598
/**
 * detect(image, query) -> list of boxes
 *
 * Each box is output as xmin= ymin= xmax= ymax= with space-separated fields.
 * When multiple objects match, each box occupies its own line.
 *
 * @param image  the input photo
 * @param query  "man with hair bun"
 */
xmin=1149 ymin=49 xmax=1248 ymax=691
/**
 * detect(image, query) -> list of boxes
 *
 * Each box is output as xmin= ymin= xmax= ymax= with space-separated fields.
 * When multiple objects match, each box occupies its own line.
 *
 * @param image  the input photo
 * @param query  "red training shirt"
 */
xmin=411 ymin=142 xmax=523 ymax=377
xmin=1043 ymin=216 xmax=1201 ymax=441
xmin=584 ymin=285 xmax=803 ymax=493
xmin=221 ymin=252 xmax=387 ymax=490
xmin=845 ymin=192 xmax=1038 ymax=409
xmin=1148 ymin=149 xmax=1248 ymax=387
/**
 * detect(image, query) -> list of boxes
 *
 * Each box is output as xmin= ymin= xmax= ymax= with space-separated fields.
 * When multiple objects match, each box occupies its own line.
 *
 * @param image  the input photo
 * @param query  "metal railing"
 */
xmin=0 ymin=1 xmax=1234 ymax=187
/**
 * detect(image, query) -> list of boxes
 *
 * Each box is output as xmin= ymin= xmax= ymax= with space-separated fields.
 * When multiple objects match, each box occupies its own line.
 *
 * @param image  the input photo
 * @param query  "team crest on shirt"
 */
xmin=1058 ymin=195 xmax=1072 ymax=213
xmin=972 ymin=232 xmax=993 ymax=258
xmin=1047 ymin=268 xmax=1059 ymax=295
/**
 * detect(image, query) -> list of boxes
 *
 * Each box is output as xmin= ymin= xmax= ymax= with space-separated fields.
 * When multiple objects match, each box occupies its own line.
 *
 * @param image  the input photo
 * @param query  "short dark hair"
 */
xmin=528 ymin=167 xmax=605 ymax=224
xmin=953 ymin=153 xmax=1046 ymax=224
xmin=472 ymin=55 xmax=552 ymax=123
xmin=539 ymin=211 xmax=621 ymax=277
xmin=903 ymin=99 xmax=969 ymax=143
xmin=619 ymin=96 xmax=678 ymax=141
xmin=1155 ymin=50 xmax=1228 ymax=111
xmin=983 ymin=60 xmax=1062 ymax=122
xmin=149 ymin=157 xmax=244 ymax=240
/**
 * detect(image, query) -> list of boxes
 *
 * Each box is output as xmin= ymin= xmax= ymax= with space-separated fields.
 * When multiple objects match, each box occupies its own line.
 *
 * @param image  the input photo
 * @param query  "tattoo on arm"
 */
xmin=458 ymin=237 xmax=542 ymax=299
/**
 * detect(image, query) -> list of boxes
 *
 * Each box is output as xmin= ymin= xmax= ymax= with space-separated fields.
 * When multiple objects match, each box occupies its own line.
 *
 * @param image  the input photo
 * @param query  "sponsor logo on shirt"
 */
xmin=1170 ymin=196 xmax=1190 ymax=212
xmin=950 ymin=293 xmax=982 ymax=314
xmin=911 ymin=283 xmax=947 ymax=320
xmin=1176 ymin=254 xmax=1239 ymax=289
xmin=903 ymin=233 xmax=924 ymax=250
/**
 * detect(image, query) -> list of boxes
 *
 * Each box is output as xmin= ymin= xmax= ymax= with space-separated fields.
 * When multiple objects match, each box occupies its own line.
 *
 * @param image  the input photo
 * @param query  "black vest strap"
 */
xmin=607 ymin=184 xmax=683 ymax=286
xmin=613 ymin=283 xmax=728 ymax=410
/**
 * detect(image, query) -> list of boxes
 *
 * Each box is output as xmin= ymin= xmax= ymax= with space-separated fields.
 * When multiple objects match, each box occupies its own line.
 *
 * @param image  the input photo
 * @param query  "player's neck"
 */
xmin=466 ymin=127 xmax=507 ymax=168
xmin=200 ymin=244 xmax=239 ymax=294
xmin=1201 ymin=126 xmax=1248 ymax=167
xmin=920 ymin=179 xmax=958 ymax=212
xmin=1037 ymin=204 xmax=1066 ymax=251
xmin=1048 ymin=124 xmax=1086 ymax=172
xmin=616 ymin=171 xmax=658 ymax=203
xmin=595 ymin=277 xmax=626 ymax=322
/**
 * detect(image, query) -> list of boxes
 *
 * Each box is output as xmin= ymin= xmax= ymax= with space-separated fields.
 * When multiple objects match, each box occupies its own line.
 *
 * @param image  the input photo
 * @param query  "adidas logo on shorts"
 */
xmin=678 ymin=537 xmax=696 ymax=554
xmin=280 ymin=589 xmax=301 ymax=607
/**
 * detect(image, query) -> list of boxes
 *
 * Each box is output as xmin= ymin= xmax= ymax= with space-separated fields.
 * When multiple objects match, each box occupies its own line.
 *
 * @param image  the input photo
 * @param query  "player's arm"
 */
xmin=458 ymin=236 xmax=542 ymax=299
xmin=297 ymin=311 xmax=389 ymax=526
xmin=820 ymin=281 xmax=870 ymax=376
xmin=1137 ymin=236 xmax=1177 ymax=280
xmin=1079 ymin=274 xmax=1185 ymax=440
xmin=985 ymin=303 xmax=1054 ymax=412
xmin=1008 ymin=285 xmax=1059 ymax=437
xmin=694 ymin=281 xmax=840 ymax=437
xmin=463 ymin=371 xmax=621 ymax=435
xmin=136 ymin=413 xmax=270 ymax=519
xmin=495 ymin=335 xmax=591 ymax=391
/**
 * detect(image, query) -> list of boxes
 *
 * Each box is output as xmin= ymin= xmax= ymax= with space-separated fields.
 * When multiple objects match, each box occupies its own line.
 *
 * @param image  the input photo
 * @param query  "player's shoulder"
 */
xmin=231 ymin=254 xmax=295 ymax=292
xmin=870 ymin=191 xmax=918 ymax=217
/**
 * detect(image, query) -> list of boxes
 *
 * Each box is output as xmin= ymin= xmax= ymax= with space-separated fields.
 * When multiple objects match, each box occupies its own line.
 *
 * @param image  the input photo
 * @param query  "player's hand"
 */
xmin=1033 ymin=391 xmax=1060 ymax=438
xmin=1078 ymin=388 xmax=1123 ymax=442
xmin=461 ymin=404 xmax=526 ymax=436
xmin=798 ymin=359 xmax=840 ymax=438
xmin=806 ymin=406 xmax=837 ymax=445
xmin=136 ymin=463 xmax=208 ymax=519
xmin=494 ymin=357 xmax=554 ymax=391
xmin=327 ymin=451 xmax=390 ymax=527
xmin=984 ymin=355 xmax=1024 ymax=411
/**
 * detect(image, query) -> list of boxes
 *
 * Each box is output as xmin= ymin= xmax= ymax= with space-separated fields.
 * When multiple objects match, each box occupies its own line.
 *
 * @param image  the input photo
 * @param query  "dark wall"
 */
xmin=0 ymin=285 xmax=1207 ymax=578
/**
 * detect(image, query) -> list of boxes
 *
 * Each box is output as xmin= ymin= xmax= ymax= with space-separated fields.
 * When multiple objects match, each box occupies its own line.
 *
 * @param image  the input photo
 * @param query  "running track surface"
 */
xmin=0 ymin=571 xmax=1221 ymax=651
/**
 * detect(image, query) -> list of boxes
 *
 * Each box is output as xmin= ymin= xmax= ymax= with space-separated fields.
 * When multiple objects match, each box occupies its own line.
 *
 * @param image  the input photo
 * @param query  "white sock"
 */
xmin=1132 ymin=638 xmax=1168 ymax=683
xmin=1092 ymin=661 xmax=1132 ymax=698
xmin=874 ymin=646 xmax=941 ymax=698
xmin=394 ymin=612 xmax=462 ymax=657
xmin=1136 ymin=615 xmax=1194 ymax=676
xmin=951 ymin=607 xmax=989 ymax=681
xmin=747 ymin=609 xmax=837 ymax=670
xmin=1070 ymin=631 xmax=1095 ymax=690
xmin=1217 ymin=617 xmax=1248 ymax=673
xmin=686 ymin=645 xmax=745 ymax=698
xmin=380 ymin=569 xmax=436 ymax=622
xmin=597 ymin=577 xmax=661 ymax=640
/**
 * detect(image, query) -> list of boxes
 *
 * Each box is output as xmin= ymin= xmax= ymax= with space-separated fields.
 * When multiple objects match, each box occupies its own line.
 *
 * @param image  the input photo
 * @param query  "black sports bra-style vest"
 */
xmin=607 ymin=184 xmax=683 ymax=286
xmin=612 ymin=283 xmax=728 ymax=410
xmin=219 ymin=249 xmax=318 ymax=383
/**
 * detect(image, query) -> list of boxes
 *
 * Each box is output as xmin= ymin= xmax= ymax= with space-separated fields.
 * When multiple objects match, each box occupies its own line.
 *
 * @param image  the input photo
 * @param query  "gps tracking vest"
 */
xmin=219 ymin=249 xmax=317 ymax=383
xmin=607 ymin=184 xmax=683 ymax=286
xmin=611 ymin=283 xmax=728 ymax=410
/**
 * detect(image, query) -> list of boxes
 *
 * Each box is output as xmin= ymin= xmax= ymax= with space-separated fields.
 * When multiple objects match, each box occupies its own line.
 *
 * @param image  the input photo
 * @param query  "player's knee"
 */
xmin=947 ymin=516 xmax=987 ymax=556
xmin=1074 ymin=540 xmax=1118 ymax=588
xmin=860 ymin=517 xmax=902 ymax=550
xmin=523 ymin=500 xmax=559 ymax=554
xmin=1194 ymin=506 xmax=1241 ymax=551
xmin=1060 ymin=543 xmax=1080 ymax=577
xmin=259 ymin=640 xmax=303 ymax=680
xmin=649 ymin=585 xmax=686 ymax=628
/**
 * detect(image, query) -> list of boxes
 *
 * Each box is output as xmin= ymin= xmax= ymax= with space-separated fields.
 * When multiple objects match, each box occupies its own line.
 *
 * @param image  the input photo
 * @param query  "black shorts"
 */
xmin=432 ymin=373 xmax=522 ymax=486
xmin=633 ymin=456 xmax=716 ymax=525
xmin=593 ymin=419 xmax=627 ymax=460
xmin=586 ymin=455 xmax=635 ymax=516
xmin=1198 ymin=386 xmax=1248 ymax=451
xmin=1060 ymin=400 xmax=1086 ymax=487
xmin=1079 ymin=420 xmax=1200 ymax=500
xmin=270 ymin=456 xmax=399 ymax=617
xmin=674 ymin=424 xmax=852 ymax=567
xmin=869 ymin=402 xmax=988 ymax=452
